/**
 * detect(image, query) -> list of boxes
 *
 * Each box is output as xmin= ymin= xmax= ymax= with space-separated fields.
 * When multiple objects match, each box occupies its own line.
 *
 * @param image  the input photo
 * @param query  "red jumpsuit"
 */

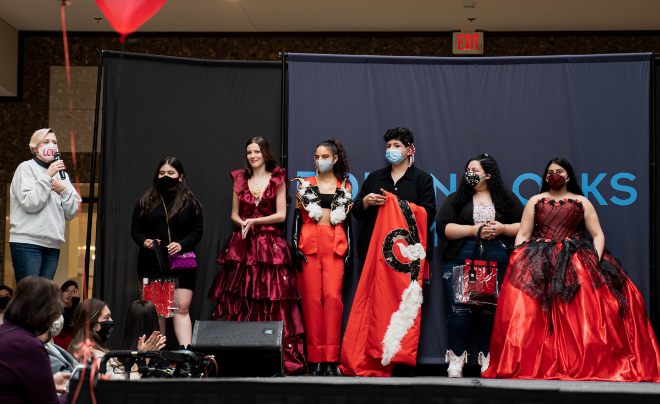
xmin=296 ymin=176 xmax=351 ymax=363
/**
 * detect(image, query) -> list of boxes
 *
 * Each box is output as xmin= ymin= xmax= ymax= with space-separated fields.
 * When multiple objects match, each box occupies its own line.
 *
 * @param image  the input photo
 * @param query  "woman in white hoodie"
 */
xmin=9 ymin=128 xmax=80 ymax=282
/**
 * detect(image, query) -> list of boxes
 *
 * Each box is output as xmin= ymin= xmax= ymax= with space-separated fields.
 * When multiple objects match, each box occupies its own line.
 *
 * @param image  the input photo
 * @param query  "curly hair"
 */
xmin=453 ymin=154 xmax=515 ymax=215
xmin=383 ymin=127 xmax=414 ymax=147
xmin=316 ymin=139 xmax=350 ymax=179
xmin=539 ymin=157 xmax=584 ymax=195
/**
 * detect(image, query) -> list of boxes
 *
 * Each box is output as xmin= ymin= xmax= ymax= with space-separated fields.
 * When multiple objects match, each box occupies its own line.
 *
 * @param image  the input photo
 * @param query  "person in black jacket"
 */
xmin=436 ymin=154 xmax=523 ymax=378
xmin=131 ymin=157 xmax=203 ymax=348
xmin=352 ymin=127 xmax=436 ymax=263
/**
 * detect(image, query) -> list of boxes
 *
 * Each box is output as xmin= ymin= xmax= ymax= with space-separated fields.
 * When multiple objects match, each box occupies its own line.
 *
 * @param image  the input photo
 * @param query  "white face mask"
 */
xmin=315 ymin=158 xmax=334 ymax=174
xmin=38 ymin=144 xmax=58 ymax=161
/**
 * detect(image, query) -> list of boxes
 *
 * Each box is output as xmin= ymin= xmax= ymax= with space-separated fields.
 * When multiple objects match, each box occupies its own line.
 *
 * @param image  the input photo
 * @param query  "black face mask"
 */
xmin=157 ymin=176 xmax=179 ymax=190
xmin=0 ymin=296 xmax=10 ymax=310
xmin=97 ymin=320 xmax=114 ymax=342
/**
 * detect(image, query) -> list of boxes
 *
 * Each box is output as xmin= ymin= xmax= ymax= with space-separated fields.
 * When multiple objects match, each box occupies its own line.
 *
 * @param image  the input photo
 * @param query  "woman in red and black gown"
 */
xmin=483 ymin=157 xmax=660 ymax=382
xmin=207 ymin=137 xmax=306 ymax=376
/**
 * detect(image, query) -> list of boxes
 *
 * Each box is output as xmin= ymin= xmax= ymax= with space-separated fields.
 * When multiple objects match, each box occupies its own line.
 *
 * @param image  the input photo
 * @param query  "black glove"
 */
xmin=292 ymin=208 xmax=307 ymax=272
xmin=343 ymin=214 xmax=353 ymax=272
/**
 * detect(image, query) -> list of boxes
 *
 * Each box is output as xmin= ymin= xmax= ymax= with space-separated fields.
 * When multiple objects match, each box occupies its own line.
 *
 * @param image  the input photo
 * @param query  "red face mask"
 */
xmin=546 ymin=173 xmax=568 ymax=190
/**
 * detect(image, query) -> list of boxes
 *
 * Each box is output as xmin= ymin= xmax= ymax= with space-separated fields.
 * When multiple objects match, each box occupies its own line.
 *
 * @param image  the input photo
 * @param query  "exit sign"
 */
xmin=453 ymin=32 xmax=484 ymax=55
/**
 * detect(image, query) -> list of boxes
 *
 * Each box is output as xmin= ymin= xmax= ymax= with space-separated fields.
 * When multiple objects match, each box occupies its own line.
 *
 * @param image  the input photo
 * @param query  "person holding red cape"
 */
xmin=483 ymin=157 xmax=660 ymax=381
xmin=340 ymin=127 xmax=436 ymax=377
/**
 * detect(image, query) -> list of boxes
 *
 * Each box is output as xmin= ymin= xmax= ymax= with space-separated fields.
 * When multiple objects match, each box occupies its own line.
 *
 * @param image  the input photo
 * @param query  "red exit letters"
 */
xmin=458 ymin=34 xmax=480 ymax=51
xmin=452 ymin=32 xmax=484 ymax=54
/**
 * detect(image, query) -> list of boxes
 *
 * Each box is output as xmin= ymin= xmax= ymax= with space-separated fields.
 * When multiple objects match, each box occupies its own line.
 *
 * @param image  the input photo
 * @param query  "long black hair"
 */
xmin=453 ymin=154 xmax=515 ymax=215
xmin=138 ymin=157 xmax=203 ymax=219
xmin=120 ymin=300 xmax=160 ymax=351
xmin=539 ymin=157 xmax=584 ymax=195
xmin=316 ymin=139 xmax=350 ymax=180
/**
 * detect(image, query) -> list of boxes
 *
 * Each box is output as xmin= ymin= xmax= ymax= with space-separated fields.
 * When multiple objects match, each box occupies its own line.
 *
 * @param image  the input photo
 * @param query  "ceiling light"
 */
xmin=463 ymin=0 xmax=476 ymax=8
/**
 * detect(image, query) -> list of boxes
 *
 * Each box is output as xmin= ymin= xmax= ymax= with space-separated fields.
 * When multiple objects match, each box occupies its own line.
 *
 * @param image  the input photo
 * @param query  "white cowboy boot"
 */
xmin=445 ymin=350 xmax=468 ymax=378
xmin=478 ymin=352 xmax=490 ymax=374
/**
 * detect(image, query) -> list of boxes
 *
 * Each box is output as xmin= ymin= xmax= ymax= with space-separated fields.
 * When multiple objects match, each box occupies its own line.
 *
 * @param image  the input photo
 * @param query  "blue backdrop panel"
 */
xmin=287 ymin=53 xmax=651 ymax=364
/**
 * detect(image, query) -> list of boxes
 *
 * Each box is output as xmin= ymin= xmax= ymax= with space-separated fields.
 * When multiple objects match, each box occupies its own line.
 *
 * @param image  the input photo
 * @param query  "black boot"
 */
xmin=309 ymin=362 xmax=324 ymax=376
xmin=324 ymin=362 xmax=342 ymax=377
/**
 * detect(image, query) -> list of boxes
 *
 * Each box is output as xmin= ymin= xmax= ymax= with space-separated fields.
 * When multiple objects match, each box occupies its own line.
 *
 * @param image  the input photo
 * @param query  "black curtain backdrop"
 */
xmin=95 ymin=51 xmax=282 ymax=349
xmin=287 ymin=52 xmax=653 ymax=364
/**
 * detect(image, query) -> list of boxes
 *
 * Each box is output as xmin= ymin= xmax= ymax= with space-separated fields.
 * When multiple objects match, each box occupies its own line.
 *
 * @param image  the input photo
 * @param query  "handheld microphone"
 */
xmin=53 ymin=152 xmax=66 ymax=180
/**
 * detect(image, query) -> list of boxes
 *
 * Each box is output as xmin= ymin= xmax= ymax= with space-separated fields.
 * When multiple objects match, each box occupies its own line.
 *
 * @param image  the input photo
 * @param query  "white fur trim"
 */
xmin=306 ymin=203 xmax=323 ymax=221
xmin=397 ymin=243 xmax=426 ymax=261
xmin=330 ymin=206 xmax=347 ymax=225
xmin=381 ymin=280 xmax=424 ymax=366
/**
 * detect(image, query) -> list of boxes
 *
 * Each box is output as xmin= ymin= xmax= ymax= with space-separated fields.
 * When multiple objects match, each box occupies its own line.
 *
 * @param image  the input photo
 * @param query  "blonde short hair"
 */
xmin=28 ymin=128 xmax=54 ymax=154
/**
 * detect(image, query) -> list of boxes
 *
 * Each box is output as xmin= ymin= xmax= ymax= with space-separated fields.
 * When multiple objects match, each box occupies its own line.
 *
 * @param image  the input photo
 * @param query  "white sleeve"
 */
xmin=59 ymin=174 xmax=80 ymax=221
xmin=12 ymin=165 xmax=52 ymax=213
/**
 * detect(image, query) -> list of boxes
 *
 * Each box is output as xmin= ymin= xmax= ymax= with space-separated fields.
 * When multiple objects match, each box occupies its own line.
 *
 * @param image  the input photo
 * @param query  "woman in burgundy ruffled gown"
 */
xmin=207 ymin=137 xmax=307 ymax=375
xmin=483 ymin=157 xmax=660 ymax=382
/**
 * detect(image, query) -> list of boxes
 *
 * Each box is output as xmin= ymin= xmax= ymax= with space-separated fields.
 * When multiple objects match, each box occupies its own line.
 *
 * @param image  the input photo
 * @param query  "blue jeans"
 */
xmin=10 ymin=242 xmax=61 ymax=282
xmin=442 ymin=238 xmax=509 ymax=355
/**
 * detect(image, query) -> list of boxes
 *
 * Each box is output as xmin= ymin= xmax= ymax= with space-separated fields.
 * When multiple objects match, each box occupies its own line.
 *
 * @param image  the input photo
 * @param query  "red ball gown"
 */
xmin=207 ymin=167 xmax=307 ymax=375
xmin=483 ymin=197 xmax=660 ymax=382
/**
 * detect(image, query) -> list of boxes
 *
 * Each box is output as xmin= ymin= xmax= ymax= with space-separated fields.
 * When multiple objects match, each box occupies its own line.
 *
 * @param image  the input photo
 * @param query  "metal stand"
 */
xmin=650 ymin=52 xmax=660 ymax=337
xmin=279 ymin=51 xmax=287 ymax=171
xmin=84 ymin=50 xmax=104 ymax=297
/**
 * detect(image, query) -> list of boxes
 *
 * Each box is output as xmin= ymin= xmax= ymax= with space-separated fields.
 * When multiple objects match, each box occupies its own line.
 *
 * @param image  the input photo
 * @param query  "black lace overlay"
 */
xmin=509 ymin=198 xmax=630 ymax=330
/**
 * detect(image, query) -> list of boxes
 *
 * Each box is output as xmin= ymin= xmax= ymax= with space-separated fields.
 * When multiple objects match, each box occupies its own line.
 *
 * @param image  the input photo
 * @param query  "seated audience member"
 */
xmin=0 ymin=285 xmax=12 ymax=325
xmin=38 ymin=314 xmax=80 ymax=375
xmin=69 ymin=298 xmax=164 ymax=380
xmin=0 ymin=276 xmax=70 ymax=403
xmin=120 ymin=300 xmax=166 ymax=351
xmin=53 ymin=280 xmax=79 ymax=349
xmin=119 ymin=300 xmax=166 ymax=372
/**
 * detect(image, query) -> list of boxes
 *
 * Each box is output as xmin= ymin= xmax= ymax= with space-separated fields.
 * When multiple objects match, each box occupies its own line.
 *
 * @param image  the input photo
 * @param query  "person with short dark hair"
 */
xmin=0 ymin=285 xmax=12 ymax=325
xmin=484 ymin=157 xmax=660 ymax=381
xmin=53 ymin=280 xmax=79 ymax=350
xmin=341 ymin=127 xmax=436 ymax=377
xmin=131 ymin=157 xmax=203 ymax=348
xmin=0 ymin=276 xmax=70 ymax=403
xmin=351 ymin=127 xmax=436 ymax=263
xmin=436 ymin=154 xmax=523 ymax=377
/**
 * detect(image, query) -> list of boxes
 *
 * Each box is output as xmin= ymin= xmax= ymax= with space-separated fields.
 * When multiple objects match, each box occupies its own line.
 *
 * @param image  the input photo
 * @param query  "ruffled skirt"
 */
xmin=483 ymin=239 xmax=660 ymax=381
xmin=208 ymin=228 xmax=307 ymax=375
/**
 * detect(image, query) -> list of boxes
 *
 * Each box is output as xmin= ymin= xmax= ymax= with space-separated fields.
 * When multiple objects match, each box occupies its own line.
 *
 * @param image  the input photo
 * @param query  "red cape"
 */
xmin=339 ymin=193 xmax=427 ymax=377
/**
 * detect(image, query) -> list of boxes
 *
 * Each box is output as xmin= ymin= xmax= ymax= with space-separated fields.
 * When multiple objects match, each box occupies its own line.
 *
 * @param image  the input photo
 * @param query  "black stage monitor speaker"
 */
xmin=191 ymin=321 xmax=284 ymax=377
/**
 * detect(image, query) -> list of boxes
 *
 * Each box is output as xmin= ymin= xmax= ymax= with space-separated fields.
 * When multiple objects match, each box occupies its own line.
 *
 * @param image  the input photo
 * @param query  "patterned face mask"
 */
xmin=546 ymin=173 xmax=568 ymax=189
xmin=463 ymin=171 xmax=485 ymax=187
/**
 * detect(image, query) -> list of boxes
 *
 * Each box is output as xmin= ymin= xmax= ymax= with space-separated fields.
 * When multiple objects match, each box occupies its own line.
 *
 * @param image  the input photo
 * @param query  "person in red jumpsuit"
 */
xmin=292 ymin=139 xmax=353 ymax=376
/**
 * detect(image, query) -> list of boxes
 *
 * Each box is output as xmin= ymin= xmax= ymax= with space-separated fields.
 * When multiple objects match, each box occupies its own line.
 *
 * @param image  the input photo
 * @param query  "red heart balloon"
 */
xmin=95 ymin=0 xmax=168 ymax=42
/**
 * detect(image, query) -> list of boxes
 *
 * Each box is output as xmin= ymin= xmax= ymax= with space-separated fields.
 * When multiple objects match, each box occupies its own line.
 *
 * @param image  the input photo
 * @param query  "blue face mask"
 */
xmin=385 ymin=149 xmax=405 ymax=165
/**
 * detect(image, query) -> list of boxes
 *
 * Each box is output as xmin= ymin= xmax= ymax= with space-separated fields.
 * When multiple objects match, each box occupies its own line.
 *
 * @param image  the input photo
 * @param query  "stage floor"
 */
xmin=229 ymin=375 xmax=660 ymax=393
xmin=73 ymin=375 xmax=660 ymax=404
